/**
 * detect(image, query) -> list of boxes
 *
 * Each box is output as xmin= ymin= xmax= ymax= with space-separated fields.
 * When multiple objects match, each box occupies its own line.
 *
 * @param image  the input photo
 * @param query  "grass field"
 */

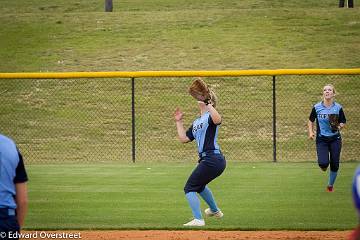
xmin=1 ymin=0 xmax=360 ymax=232
xmin=26 ymin=162 xmax=358 ymax=230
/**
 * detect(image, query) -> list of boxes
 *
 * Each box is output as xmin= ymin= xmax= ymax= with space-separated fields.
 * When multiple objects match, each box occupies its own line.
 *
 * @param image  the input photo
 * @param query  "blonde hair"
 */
xmin=324 ymin=84 xmax=336 ymax=95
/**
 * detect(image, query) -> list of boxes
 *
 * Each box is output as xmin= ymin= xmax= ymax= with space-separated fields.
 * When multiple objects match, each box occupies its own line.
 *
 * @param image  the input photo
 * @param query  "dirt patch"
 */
xmin=22 ymin=230 xmax=353 ymax=240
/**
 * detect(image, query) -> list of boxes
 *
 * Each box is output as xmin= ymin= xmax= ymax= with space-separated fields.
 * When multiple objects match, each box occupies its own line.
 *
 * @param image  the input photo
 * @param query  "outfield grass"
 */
xmin=1 ymin=0 xmax=359 ymax=232
xmin=26 ymin=162 xmax=358 ymax=230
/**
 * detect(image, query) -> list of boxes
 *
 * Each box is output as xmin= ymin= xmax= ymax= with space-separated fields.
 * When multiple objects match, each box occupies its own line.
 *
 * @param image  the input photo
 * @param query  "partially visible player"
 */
xmin=349 ymin=166 xmax=360 ymax=240
xmin=0 ymin=134 xmax=28 ymax=240
xmin=174 ymin=81 xmax=226 ymax=227
xmin=308 ymin=84 xmax=346 ymax=192
xmin=339 ymin=0 xmax=354 ymax=8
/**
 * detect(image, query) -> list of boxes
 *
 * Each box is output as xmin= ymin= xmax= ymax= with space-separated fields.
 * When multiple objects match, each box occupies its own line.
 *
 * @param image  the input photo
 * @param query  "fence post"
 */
xmin=131 ymin=77 xmax=136 ymax=162
xmin=272 ymin=75 xmax=277 ymax=162
xmin=105 ymin=0 xmax=113 ymax=12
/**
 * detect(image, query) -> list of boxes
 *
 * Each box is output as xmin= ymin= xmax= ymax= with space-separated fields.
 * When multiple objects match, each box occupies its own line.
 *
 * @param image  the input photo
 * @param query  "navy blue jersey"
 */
xmin=309 ymin=101 xmax=346 ymax=137
xmin=0 ymin=134 xmax=28 ymax=209
xmin=186 ymin=111 xmax=221 ymax=154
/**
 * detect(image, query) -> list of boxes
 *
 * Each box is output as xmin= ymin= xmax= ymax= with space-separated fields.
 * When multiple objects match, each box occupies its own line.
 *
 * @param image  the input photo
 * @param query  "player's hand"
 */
xmin=174 ymin=108 xmax=183 ymax=121
xmin=308 ymin=132 xmax=315 ymax=140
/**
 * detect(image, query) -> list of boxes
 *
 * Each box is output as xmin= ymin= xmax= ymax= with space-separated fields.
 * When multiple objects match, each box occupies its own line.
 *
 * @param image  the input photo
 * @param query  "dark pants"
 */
xmin=339 ymin=0 xmax=354 ymax=7
xmin=0 ymin=209 xmax=19 ymax=240
xmin=316 ymin=136 xmax=342 ymax=172
xmin=184 ymin=153 xmax=226 ymax=193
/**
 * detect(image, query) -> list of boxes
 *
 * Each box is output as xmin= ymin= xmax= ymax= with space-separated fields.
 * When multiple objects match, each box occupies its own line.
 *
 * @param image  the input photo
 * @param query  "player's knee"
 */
xmin=184 ymin=185 xmax=190 ymax=194
xmin=184 ymin=183 xmax=202 ymax=194
xmin=319 ymin=164 xmax=329 ymax=171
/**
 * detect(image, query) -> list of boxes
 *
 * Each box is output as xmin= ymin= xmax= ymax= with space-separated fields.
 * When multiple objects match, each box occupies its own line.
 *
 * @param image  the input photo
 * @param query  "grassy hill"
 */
xmin=0 ymin=0 xmax=359 ymax=72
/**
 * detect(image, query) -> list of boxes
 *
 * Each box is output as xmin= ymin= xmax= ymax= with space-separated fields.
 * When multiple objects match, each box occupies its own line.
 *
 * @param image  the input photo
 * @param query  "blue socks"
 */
xmin=185 ymin=186 xmax=219 ymax=220
xmin=185 ymin=192 xmax=202 ymax=220
xmin=199 ymin=186 xmax=219 ymax=213
xmin=329 ymin=170 xmax=338 ymax=186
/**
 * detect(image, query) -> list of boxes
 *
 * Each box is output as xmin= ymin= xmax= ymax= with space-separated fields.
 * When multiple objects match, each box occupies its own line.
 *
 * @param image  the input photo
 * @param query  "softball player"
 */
xmin=308 ymin=84 xmax=346 ymax=192
xmin=350 ymin=166 xmax=360 ymax=240
xmin=0 ymin=134 xmax=28 ymax=240
xmin=174 ymin=89 xmax=226 ymax=227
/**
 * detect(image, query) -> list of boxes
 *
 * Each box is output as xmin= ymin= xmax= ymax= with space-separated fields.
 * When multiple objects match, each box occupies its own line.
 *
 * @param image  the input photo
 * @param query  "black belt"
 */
xmin=318 ymin=134 xmax=341 ymax=142
xmin=0 ymin=208 xmax=16 ymax=217
xmin=199 ymin=150 xmax=221 ymax=158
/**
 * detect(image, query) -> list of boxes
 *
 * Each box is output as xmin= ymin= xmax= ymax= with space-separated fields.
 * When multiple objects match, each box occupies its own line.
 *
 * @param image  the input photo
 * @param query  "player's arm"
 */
xmin=339 ymin=108 xmax=346 ymax=130
xmin=14 ymin=150 xmax=28 ymax=228
xmin=174 ymin=108 xmax=191 ymax=143
xmin=308 ymin=107 xmax=316 ymax=140
xmin=15 ymin=182 xmax=28 ymax=227
xmin=206 ymin=104 xmax=221 ymax=125
xmin=308 ymin=120 xmax=315 ymax=140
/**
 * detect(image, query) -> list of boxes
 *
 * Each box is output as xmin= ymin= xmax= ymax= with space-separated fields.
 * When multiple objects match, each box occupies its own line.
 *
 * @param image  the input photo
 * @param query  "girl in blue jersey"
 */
xmin=308 ymin=84 xmax=346 ymax=192
xmin=174 ymin=84 xmax=226 ymax=227
xmin=0 ymin=134 xmax=28 ymax=240
xmin=350 ymin=166 xmax=360 ymax=240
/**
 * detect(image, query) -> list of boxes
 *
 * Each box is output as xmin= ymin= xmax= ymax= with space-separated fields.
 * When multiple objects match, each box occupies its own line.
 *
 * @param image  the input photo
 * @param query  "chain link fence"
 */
xmin=0 ymin=74 xmax=359 ymax=164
